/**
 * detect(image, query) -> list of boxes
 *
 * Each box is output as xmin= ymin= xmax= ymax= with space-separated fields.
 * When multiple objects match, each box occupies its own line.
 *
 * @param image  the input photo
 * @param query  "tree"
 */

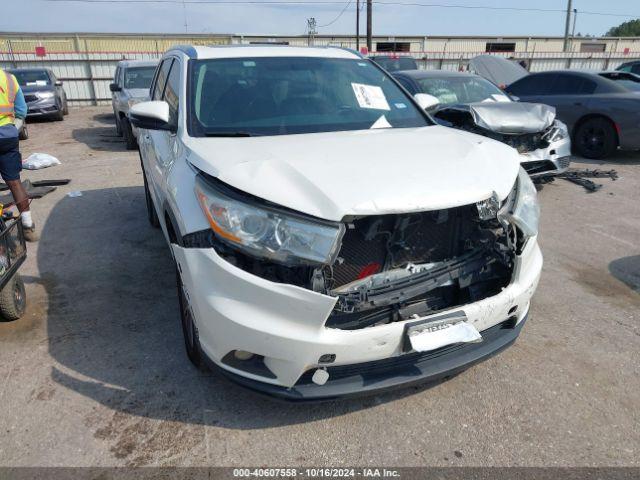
xmin=606 ymin=19 xmax=640 ymax=37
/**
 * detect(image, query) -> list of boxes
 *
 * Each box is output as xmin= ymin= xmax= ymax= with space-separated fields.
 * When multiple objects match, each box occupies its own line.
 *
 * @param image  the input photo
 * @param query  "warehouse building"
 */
xmin=1 ymin=32 xmax=639 ymax=105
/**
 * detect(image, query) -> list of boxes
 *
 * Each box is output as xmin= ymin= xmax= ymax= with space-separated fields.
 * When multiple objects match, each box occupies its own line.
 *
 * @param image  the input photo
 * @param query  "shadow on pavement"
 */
xmin=40 ymin=187 xmax=448 ymax=430
xmin=609 ymin=256 xmax=640 ymax=293
xmin=72 ymin=127 xmax=127 ymax=152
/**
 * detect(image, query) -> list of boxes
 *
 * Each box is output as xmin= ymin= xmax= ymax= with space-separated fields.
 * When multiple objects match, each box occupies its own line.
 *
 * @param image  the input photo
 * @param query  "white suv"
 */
xmin=130 ymin=45 xmax=543 ymax=400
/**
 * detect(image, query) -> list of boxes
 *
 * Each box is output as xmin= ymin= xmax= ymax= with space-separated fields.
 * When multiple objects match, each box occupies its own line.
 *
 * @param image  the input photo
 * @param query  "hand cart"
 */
xmin=0 ymin=204 xmax=27 ymax=321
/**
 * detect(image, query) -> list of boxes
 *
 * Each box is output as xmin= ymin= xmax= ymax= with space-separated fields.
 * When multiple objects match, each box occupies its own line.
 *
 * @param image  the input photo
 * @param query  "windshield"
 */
xmin=11 ymin=70 xmax=50 ymax=87
xmin=371 ymin=57 xmax=418 ymax=72
xmin=188 ymin=57 xmax=429 ymax=137
xmin=416 ymin=76 xmax=509 ymax=105
xmin=124 ymin=66 xmax=156 ymax=89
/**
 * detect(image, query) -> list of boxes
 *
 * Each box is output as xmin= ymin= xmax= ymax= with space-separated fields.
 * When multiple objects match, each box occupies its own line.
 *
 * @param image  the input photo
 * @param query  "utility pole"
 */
xmin=571 ymin=9 xmax=578 ymax=40
xmin=366 ymin=0 xmax=372 ymax=52
xmin=563 ymin=0 xmax=573 ymax=52
xmin=307 ymin=17 xmax=317 ymax=46
xmin=356 ymin=0 xmax=360 ymax=51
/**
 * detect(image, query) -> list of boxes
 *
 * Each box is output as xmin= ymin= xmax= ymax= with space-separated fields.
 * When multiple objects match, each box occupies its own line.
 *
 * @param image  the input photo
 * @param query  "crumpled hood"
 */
xmin=185 ymin=126 xmax=521 ymax=222
xmin=455 ymin=102 xmax=556 ymax=134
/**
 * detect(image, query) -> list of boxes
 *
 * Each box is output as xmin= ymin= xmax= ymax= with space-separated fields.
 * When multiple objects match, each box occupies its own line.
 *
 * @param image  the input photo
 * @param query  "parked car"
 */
xmin=616 ymin=60 xmax=640 ymax=75
xmin=130 ymin=45 xmax=542 ymax=400
xmin=598 ymin=71 xmax=640 ymax=92
xmin=392 ymin=69 xmax=571 ymax=177
xmin=504 ymin=70 xmax=640 ymax=159
xmin=369 ymin=55 xmax=418 ymax=72
xmin=110 ymin=60 xmax=158 ymax=149
xmin=6 ymin=68 xmax=68 ymax=121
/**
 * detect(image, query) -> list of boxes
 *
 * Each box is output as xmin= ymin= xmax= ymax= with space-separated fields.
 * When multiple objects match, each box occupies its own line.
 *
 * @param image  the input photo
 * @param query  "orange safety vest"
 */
xmin=0 ymin=69 xmax=18 ymax=125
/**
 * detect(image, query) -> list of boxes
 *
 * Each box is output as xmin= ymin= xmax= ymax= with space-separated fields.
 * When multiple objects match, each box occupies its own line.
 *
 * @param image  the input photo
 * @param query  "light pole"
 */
xmin=563 ymin=0 xmax=573 ymax=52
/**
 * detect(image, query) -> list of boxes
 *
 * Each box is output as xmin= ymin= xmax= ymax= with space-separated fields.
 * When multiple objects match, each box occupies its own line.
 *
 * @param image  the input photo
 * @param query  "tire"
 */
xmin=142 ymin=167 xmax=160 ymax=228
xmin=176 ymin=267 xmax=204 ymax=369
xmin=63 ymin=99 xmax=69 ymax=116
xmin=53 ymin=105 xmax=64 ymax=122
xmin=122 ymin=117 xmax=137 ymax=150
xmin=18 ymin=124 xmax=28 ymax=141
xmin=574 ymin=117 xmax=617 ymax=159
xmin=0 ymin=274 xmax=26 ymax=322
xmin=115 ymin=112 xmax=123 ymax=136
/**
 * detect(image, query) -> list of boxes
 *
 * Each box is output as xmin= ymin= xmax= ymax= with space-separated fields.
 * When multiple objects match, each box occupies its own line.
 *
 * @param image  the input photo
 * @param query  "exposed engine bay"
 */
xmin=434 ymin=107 xmax=556 ymax=154
xmin=189 ymin=200 xmax=518 ymax=331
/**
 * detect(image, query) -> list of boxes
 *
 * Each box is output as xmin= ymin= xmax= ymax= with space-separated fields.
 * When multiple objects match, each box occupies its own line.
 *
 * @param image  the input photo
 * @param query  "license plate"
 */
xmin=403 ymin=312 xmax=482 ymax=353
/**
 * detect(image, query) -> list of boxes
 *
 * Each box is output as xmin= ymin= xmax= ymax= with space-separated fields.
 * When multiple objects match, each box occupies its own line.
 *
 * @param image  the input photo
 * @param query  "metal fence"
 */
xmin=1 ymin=33 xmax=639 ymax=106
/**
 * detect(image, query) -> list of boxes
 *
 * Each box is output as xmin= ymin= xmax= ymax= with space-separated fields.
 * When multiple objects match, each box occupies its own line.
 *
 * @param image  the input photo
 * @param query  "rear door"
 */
xmin=540 ymin=73 xmax=596 ymax=127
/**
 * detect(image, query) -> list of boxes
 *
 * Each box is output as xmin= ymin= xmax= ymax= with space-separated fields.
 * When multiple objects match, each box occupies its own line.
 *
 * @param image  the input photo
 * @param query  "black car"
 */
xmin=6 ymin=68 xmax=68 ymax=121
xmin=369 ymin=55 xmax=418 ymax=72
xmin=616 ymin=60 xmax=640 ymax=75
xmin=599 ymin=71 xmax=640 ymax=92
xmin=505 ymin=70 xmax=640 ymax=159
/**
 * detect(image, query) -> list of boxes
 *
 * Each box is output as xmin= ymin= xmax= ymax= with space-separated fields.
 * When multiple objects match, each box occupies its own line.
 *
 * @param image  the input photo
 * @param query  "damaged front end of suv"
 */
xmin=434 ymin=102 xmax=571 ymax=177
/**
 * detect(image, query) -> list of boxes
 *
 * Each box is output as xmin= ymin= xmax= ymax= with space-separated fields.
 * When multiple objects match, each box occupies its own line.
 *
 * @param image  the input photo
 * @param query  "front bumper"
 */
xmin=26 ymin=98 xmax=60 ymax=117
xmin=173 ymin=237 xmax=542 ymax=397
xmin=519 ymin=135 xmax=572 ymax=178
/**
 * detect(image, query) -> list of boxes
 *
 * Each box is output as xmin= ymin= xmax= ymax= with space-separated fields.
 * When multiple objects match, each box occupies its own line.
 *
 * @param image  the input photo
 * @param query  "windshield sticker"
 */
xmin=27 ymin=80 xmax=48 ymax=86
xmin=394 ymin=102 xmax=407 ymax=109
xmin=357 ymin=62 xmax=368 ymax=67
xmin=243 ymin=61 xmax=256 ymax=67
xmin=370 ymin=115 xmax=392 ymax=129
xmin=352 ymin=83 xmax=391 ymax=111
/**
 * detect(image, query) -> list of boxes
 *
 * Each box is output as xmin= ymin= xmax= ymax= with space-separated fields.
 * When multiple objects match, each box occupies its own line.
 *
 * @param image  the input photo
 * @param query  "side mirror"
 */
xmin=109 ymin=83 xmax=121 ymax=92
xmin=129 ymin=101 xmax=174 ymax=132
xmin=55 ymin=80 xmax=63 ymax=87
xmin=414 ymin=93 xmax=440 ymax=111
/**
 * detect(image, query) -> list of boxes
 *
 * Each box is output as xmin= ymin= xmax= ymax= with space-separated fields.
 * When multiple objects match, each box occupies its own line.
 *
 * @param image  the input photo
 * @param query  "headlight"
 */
xmin=500 ymin=167 xmax=540 ymax=238
xmin=548 ymin=120 xmax=569 ymax=142
xmin=36 ymin=91 xmax=55 ymax=99
xmin=195 ymin=176 xmax=345 ymax=266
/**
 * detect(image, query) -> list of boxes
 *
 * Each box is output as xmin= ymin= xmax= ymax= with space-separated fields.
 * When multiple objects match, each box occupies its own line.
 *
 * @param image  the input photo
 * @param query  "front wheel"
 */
xmin=142 ymin=168 xmax=160 ymax=229
xmin=177 ymin=267 xmax=204 ymax=369
xmin=0 ymin=274 xmax=26 ymax=321
xmin=122 ymin=117 xmax=137 ymax=150
xmin=574 ymin=117 xmax=617 ymax=159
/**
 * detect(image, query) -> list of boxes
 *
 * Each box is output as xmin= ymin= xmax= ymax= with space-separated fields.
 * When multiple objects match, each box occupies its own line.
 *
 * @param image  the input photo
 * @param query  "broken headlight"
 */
xmin=548 ymin=120 xmax=569 ymax=143
xmin=500 ymin=167 xmax=540 ymax=238
xmin=195 ymin=176 xmax=345 ymax=266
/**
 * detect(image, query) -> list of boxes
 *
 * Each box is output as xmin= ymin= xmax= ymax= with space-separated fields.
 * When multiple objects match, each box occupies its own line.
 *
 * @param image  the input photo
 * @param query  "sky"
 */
xmin=2 ymin=0 xmax=639 ymax=37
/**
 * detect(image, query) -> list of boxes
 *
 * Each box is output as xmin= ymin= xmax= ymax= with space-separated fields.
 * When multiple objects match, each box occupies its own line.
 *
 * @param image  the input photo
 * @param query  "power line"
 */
xmin=35 ymin=0 xmax=640 ymax=18
xmin=317 ymin=0 xmax=352 ymax=28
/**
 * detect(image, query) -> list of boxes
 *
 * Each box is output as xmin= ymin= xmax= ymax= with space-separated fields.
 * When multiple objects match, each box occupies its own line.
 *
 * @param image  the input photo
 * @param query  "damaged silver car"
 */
xmin=393 ymin=69 xmax=571 ymax=177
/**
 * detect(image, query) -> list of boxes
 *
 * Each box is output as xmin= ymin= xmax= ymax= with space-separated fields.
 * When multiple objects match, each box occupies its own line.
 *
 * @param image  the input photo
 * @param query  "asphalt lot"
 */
xmin=0 ymin=107 xmax=638 ymax=467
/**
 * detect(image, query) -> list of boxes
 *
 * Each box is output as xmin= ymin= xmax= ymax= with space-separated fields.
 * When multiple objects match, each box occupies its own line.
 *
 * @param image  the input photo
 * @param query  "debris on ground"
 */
xmin=0 ymin=179 xmax=71 ymax=205
xmin=534 ymin=169 xmax=618 ymax=192
xmin=22 ymin=153 xmax=61 ymax=170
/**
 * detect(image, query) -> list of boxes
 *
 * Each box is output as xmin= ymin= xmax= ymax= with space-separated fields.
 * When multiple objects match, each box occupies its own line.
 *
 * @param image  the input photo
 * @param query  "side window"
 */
xmin=152 ymin=59 xmax=173 ymax=101
xmin=113 ymin=67 xmax=121 ymax=85
xmin=550 ymin=74 xmax=596 ymax=95
xmin=506 ymin=74 xmax=553 ymax=96
xmin=632 ymin=64 xmax=640 ymax=75
xmin=163 ymin=60 xmax=181 ymax=128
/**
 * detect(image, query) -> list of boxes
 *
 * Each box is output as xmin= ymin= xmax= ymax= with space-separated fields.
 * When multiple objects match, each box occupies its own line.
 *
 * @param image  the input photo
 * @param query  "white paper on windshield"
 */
xmin=352 ymin=83 xmax=390 ymax=111
xmin=409 ymin=322 xmax=482 ymax=352
xmin=370 ymin=115 xmax=392 ymax=129
xmin=482 ymin=94 xmax=511 ymax=103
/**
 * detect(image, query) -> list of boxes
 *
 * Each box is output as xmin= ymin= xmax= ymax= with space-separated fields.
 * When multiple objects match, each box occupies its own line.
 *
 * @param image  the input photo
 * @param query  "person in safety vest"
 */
xmin=0 ymin=68 xmax=37 ymax=241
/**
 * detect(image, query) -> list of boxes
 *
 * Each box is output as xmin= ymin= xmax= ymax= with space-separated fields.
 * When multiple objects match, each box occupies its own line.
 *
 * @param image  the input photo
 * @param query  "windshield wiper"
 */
xmin=203 ymin=131 xmax=257 ymax=137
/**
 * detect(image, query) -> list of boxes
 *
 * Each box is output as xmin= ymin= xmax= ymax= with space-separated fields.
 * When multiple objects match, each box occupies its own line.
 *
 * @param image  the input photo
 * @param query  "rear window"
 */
xmin=371 ymin=57 xmax=418 ymax=72
xmin=124 ymin=66 xmax=157 ymax=89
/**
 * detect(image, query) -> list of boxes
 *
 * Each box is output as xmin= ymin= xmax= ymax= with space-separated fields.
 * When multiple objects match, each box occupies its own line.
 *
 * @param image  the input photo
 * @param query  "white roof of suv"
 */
xmin=176 ymin=44 xmax=361 ymax=60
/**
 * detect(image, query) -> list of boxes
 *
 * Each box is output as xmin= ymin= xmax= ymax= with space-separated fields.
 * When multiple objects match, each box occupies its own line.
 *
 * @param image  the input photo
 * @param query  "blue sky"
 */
xmin=2 ymin=0 xmax=639 ymax=36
